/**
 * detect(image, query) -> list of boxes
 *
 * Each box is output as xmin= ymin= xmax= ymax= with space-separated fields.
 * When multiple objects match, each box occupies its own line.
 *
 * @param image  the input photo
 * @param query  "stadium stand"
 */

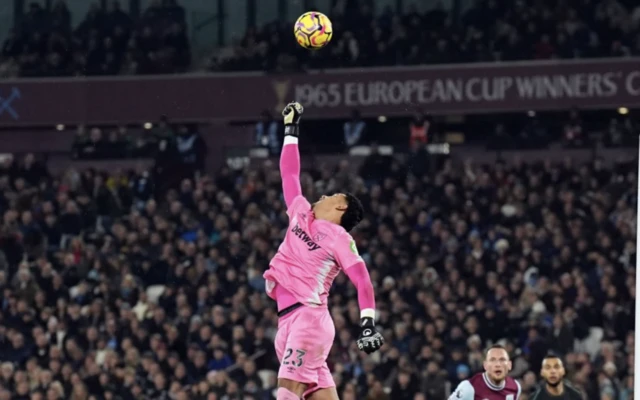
xmin=0 ymin=0 xmax=190 ymax=77
xmin=0 ymin=143 xmax=636 ymax=399
xmin=0 ymin=1 xmax=638 ymax=400
xmin=5 ymin=0 xmax=640 ymax=76
xmin=208 ymin=0 xmax=640 ymax=72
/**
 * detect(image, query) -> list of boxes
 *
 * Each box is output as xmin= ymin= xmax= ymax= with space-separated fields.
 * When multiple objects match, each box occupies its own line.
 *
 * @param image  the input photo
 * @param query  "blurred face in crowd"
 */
xmin=483 ymin=347 xmax=511 ymax=384
xmin=312 ymin=193 xmax=348 ymax=224
xmin=541 ymin=357 xmax=565 ymax=387
xmin=90 ymin=128 xmax=102 ymax=142
xmin=1 ymin=363 xmax=13 ymax=381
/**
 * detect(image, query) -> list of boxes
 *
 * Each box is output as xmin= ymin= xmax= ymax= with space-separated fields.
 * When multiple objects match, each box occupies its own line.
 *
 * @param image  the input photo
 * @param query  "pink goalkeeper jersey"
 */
xmin=264 ymin=195 xmax=364 ymax=308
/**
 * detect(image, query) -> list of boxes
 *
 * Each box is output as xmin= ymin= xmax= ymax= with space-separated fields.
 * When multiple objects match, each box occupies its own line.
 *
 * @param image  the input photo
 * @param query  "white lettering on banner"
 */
xmin=515 ymin=73 xmax=618 ymax=99
xmin=389 ymin=81 xmax=405 ymax=104
xmin=344 ymin=82 xmax=356 ymax=106
xmin=295 ymin=83 xmax=341 ymax=107
xmin=465 ymin=78 xmax=481 ymax=102
xmin=627 ymin=71 xmax=640 ymax=96
xmin=292 ymin=70 xmax=639 ymax=108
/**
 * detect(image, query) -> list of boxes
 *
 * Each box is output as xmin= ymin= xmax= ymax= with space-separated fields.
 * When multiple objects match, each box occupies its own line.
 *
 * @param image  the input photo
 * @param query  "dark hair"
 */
xmin=543 ymin=353 xmax=562 ymax=361
xmin=484 ymin=344 xmax=508 ymax=360
xmin=340 ymin=192 xmax=364 ymax=232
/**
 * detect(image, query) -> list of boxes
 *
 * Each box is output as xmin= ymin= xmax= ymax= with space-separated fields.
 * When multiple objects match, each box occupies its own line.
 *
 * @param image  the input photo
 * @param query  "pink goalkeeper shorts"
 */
xmin=274 ymin=305 xmax=336 ymax=397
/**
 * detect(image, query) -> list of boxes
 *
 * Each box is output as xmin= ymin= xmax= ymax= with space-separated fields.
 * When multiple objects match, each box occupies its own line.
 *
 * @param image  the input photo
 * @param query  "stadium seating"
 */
xmin=4 ymin=0 xmax=640 ymax=76
xmin=0 ymin=145 xmax=635 ymax=399
xmin=0 ymin=0 xmax=190 ymax=77
xmin=0 ymin=1 xmax=638 ymax=399
xmin=208 ymin=0 xmax=640 ymax=72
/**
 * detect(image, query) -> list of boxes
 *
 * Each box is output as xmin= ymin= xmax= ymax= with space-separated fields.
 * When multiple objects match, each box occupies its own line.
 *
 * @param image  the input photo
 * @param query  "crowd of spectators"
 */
xmin=209 ymin=0 xmax=640 ymax=72
xmin=487 ymin=109 xmax=639 ymax=151
xmin=0 ymin=137 xmax=636 ymax=399
xmin=71 ymin=118 xmax=207 ymax=193
xmin=70 ymin=119 xmax=204 ymax=161
xmin=4 ymin=0 xmax=640 ymax=76
xmin=254 ymin=107 xmax=638 ymax=154
xmin=0 ymin=0 xmax=190 ymax=78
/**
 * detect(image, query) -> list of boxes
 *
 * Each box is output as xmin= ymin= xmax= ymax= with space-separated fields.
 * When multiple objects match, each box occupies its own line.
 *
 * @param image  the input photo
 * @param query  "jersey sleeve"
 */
xmin=285 ymin=195 xmax=311 ymax=219
xmin=515 ymin=379 xmax=522 ymax=400
xmin=280 ymin=136 xmax=302 ymax=207
xmin=448 ymin=380 xmax=474 ymax=400
xmin=339 ymin=233 xmax=375 ymax=317
xmin=333 ymin=232 xmax=364 ymax=270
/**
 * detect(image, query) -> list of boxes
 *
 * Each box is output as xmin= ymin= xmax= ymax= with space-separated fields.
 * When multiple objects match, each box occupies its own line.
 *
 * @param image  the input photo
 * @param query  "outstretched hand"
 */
xmin=282 ymin=102 xmax=304 ymax=128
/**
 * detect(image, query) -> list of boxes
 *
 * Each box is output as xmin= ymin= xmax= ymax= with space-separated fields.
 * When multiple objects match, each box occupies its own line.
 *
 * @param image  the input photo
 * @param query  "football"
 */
xmin=294 ymin=11 xmax=333 ymax=49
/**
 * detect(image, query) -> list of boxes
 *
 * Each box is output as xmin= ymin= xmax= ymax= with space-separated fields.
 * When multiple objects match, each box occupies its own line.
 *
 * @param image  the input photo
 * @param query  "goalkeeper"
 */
xmin=263 ymin=102 xmax=384 ymax=400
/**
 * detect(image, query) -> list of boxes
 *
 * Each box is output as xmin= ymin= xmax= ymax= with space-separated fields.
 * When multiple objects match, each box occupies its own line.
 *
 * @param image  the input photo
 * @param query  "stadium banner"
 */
xmin=0 ymin=58 xmax=639 ymax=124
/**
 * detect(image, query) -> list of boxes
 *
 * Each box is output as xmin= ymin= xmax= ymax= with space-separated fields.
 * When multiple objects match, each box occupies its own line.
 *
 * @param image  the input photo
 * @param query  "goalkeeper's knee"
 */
xmin=277 ymin=387 xmax=301 ymax=400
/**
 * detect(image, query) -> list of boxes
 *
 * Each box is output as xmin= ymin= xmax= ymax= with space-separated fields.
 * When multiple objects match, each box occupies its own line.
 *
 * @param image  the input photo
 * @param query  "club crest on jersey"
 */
xmin=313 ymin=232 xmax=327 ymax=242
xmin=291 ymin=224 xmax=321 ymax=251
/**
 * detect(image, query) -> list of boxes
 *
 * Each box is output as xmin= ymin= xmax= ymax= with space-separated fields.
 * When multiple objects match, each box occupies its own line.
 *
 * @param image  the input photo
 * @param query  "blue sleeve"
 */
xmin=449 ymin=380 xmax=475 ymax=400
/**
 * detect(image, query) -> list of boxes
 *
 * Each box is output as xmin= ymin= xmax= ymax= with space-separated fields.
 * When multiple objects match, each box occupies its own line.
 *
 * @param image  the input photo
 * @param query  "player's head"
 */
xmin=541 ymin=354 xmax=565 ymax=387
xmin=483 ymin=344 xmax=512 ymax=384
xmin=312 ymin=192 xmax=363 ymax=232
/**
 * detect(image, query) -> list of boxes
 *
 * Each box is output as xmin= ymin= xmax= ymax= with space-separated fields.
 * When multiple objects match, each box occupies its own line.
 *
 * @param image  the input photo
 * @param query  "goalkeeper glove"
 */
xmin=282 ymin=102 xmax=304 ymax=137
xmin=356 ymin=317 xmax=385 ymax=354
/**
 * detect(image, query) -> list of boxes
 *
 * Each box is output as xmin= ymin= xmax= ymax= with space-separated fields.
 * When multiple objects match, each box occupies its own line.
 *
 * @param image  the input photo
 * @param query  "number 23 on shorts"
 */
xmin=282 ymin=348 xmax=306 ymax=367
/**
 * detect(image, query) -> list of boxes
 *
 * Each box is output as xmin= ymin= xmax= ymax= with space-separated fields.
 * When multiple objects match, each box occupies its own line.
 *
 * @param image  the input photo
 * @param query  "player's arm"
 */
xmin=448 ymin=380 xmax=474 ymax=400
xmin=515 ymin=379 xmax=523 ymax=400
xmin=280 ymin=102 xmax=304 ymax=208
xmin=335 ymin=234 xmax=384 ymax=354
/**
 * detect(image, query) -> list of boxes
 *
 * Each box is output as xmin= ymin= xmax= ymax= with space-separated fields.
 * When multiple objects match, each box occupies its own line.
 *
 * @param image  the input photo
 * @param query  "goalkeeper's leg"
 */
xmin=306 ymin=385 xmax=339 ymax=400
xmin=275 ymin=307 xmax=336 ymax=399
xmin=277 ymin=379 xmax=305 ymax=399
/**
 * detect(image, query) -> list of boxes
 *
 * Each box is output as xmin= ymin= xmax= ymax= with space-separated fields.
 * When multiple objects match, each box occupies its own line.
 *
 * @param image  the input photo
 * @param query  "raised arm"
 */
xmin=335 ymin=234 xmax=384 ymax=354
xmin=280 ymin=102 xmax=304 ymax=208
xmin=280 ymin=138 xmax=301 ymax=207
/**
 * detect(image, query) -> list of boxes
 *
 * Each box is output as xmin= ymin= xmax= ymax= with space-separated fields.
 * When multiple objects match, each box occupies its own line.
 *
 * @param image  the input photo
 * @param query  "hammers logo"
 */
xmin=313 ymin=232 xmax=327 ymax=242
xmin=0 ymin=87 xmax=21 ymax=120
xmin=272 ymin=80 xmax=290 ymax=112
